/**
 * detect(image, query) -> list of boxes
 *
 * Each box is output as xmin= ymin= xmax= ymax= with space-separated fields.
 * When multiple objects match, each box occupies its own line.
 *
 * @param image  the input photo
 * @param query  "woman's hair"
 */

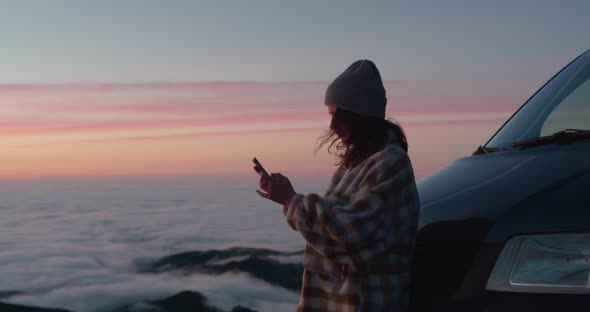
xmin=315 ymin=108 xmax=408 ymax=169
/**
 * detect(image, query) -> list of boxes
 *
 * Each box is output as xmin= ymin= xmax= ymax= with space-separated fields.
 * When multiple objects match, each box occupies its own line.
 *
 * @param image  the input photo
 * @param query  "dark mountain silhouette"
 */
xmin=1 ymin=291 xmax=257 ymax=312
xmin=115 ymin=290 xmax=258 ymax=312
xmin=1 ymin=247 xmax=303 ymax=312
xmin=0 ymin=302 xmax=72 ymax=312
xmin=144 ymin=247 xmax=304 ymax=291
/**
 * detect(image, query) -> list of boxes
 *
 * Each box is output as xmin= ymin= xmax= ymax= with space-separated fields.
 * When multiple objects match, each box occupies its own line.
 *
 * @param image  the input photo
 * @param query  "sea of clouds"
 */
xmin=0 ymin=176 xmax=328 ymax=311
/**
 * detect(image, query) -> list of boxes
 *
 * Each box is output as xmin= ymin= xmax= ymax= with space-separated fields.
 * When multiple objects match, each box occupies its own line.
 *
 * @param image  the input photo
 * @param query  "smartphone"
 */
xmin=252 ymin=157 xmax=269 ymax=177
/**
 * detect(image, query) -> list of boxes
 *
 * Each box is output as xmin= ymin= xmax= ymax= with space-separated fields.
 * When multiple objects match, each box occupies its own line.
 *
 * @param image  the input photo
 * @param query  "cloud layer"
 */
xmin=0 ymin=179 xmax=313 ymax=311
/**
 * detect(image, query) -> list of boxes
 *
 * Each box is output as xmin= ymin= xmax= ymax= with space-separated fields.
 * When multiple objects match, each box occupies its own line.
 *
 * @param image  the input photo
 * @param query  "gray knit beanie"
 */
xmin=324 ymin=59 xmax=387 ymax=119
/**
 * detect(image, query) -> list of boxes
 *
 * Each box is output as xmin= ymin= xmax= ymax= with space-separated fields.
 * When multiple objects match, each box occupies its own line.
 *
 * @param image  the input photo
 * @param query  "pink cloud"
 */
xmin=31 ymin=102 xmax=226 ymax=115
xmin=2 ymin=108 xmax=508 ymax=137
xmin=1 ymin=111 xmax=327 ymax=136
xmin=390 ymin=103 xmax=517 ymax=115
xmin=1 ymin=80 xmax=518 ymax=146
xmin=11 ymin=116 xmax=508 ymax=148
xmin=24 ymin=99 xmax=324 ymax=116
xmin=1 ymin=79 xmax=528 ymax=114
xmin=0 ymin=80 xmax=534 ymax=179
xmin=400 ymin=118 xmax=506 ymax=127
xmin=15 ymin=126 xmax=325 ymax=147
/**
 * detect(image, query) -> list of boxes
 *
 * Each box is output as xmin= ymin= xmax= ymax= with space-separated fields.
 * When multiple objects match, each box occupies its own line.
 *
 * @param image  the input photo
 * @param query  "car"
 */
xmin=410 ymin=49 xmax=590 ymax=312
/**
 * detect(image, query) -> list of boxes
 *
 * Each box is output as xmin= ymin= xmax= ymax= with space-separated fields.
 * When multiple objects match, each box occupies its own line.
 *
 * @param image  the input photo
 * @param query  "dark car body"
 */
xmin=410 ymin=50 xmax=590 ymax=311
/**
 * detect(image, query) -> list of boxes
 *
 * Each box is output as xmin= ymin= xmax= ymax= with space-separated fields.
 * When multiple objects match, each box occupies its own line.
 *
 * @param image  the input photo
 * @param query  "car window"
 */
xmin=540 ymin=77 xmax=590 ymax=135
xmin=486 ymin=51 xmax=590 ymax=148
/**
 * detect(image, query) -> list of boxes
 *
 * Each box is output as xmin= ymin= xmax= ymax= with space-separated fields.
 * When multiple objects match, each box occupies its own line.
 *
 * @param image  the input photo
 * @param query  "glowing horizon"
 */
xmin=1 ymin=80 xmax=519 ymax=180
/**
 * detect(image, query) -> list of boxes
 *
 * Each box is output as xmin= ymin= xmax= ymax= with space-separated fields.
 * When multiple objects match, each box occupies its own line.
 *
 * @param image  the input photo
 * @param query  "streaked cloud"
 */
xmin=0 ymin=80 xmax=522 ymax=178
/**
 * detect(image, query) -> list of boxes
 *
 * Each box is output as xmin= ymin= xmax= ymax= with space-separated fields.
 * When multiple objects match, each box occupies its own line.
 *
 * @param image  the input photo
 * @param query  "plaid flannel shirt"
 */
xmin=284 ymin=142 xmax=420 ymax=312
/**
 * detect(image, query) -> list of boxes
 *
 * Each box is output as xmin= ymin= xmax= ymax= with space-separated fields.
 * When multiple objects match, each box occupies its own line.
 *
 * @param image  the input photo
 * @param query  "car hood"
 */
xmin=416 ymin=141 xmax=590 ymax=244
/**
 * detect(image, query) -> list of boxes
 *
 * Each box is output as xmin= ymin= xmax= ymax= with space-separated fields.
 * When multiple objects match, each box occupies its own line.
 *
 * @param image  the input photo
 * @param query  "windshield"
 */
xmin=486 ymin=50 xmax=590 ymax=148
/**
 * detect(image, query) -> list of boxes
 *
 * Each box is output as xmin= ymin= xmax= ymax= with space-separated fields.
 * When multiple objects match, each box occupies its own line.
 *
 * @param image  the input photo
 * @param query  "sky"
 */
xmin=1 ymin=0 xmax=589 ymax=180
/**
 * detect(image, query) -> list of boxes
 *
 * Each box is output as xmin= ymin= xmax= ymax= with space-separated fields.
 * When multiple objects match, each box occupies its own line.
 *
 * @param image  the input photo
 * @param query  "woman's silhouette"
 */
xmin=257 ymin=59 xmax=420 ymax=312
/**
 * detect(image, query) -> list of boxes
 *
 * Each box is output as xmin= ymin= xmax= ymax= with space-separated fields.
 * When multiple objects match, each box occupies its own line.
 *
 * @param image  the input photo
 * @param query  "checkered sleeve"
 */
xmin=284 ymin=147 xmax=413 ymax=264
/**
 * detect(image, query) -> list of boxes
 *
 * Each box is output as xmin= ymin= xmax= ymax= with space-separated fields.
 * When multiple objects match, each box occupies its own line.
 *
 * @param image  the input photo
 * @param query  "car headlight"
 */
xmin=486 ymin=234 xmax=590 ymax=294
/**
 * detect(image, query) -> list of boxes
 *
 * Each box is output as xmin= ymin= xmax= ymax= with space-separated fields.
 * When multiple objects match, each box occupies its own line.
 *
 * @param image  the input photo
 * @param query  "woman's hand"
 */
xmin=256 ymin=173 xmax=296 ymax=206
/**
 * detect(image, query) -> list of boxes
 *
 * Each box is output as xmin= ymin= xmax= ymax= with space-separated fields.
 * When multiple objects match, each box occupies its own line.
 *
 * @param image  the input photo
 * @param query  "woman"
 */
xmin=257 ymin=60 xmax=420 ymax=312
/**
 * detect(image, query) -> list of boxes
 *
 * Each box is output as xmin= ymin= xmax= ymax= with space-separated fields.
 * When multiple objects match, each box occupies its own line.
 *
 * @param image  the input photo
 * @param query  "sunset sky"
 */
xmin=1 ymin=0 xmax=589 ymax=180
